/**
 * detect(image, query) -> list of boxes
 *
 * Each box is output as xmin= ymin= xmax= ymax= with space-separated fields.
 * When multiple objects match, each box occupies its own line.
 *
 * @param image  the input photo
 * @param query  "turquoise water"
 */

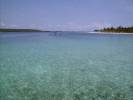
xmin=0 ymin=32 xmax=133 ymax=100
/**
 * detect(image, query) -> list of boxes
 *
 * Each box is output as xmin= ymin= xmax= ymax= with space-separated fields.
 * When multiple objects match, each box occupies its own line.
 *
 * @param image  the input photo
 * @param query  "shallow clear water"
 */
xmin=0 ymin=32 xmax=133 ymax=100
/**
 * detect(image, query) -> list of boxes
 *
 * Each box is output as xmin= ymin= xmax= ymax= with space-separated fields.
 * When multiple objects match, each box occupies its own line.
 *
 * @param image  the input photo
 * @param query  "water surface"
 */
xmin=0 ymin=32 xmax=133 ymax=100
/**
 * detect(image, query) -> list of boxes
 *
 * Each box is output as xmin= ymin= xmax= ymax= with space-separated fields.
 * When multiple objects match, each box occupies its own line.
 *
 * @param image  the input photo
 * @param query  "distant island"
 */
xmin=0 ymin=28 xmax=47 ymax=32
xmin=95 ymin=26 xmax=133 ymax=33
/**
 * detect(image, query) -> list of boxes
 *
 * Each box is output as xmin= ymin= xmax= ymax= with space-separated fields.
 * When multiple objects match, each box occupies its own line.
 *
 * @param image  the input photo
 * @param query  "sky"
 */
xmin=0 ymin=0 xmax=133 ymax=31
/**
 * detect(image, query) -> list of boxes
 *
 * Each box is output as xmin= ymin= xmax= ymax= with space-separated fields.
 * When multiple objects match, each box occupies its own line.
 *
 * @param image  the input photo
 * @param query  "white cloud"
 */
xmin=11 ymin=25 xmax=18 ymax=27
xmin=89 ymin=22 xmax=112 ymax=29
xmin=38 ymin=22 xmax=112 ymax=31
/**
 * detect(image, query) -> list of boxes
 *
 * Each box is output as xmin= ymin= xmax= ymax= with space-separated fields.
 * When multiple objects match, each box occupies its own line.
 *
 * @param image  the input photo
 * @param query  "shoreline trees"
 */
xmin=95 ymin=26 xmax=133 ymax=33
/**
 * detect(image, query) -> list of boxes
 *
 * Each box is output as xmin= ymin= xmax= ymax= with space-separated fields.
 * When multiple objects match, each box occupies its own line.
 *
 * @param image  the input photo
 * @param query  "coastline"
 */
xmin=0 ymin=28 xmax=45 ymax=32
xmin=92 ymin=31 xmax=133 ymax=35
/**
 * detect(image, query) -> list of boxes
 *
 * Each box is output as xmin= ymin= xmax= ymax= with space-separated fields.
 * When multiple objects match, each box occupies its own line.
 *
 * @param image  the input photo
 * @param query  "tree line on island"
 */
xmin=95 ymin=26 xmax=133 ymax=33
xmin=0 ymin=26 xmax=133 ymax=33
xmin=0 ymin=28 xmax=51 ymax=32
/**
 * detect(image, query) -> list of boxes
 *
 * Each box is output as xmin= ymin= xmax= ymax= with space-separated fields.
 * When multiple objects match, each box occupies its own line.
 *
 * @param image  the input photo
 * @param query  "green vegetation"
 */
xmin=0 ymin=28 xmax=45 ymax=32
xmin=95 ymin=26 xmax=133 ymax=33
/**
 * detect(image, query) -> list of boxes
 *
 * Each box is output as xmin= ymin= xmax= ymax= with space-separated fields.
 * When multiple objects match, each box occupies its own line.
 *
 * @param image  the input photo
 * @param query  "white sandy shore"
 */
xmin=88 ymin=31 xmax=133 ymax=34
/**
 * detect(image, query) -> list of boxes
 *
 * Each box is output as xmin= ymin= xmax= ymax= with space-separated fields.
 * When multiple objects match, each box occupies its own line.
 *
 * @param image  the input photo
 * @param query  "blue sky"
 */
xmin=0 ymin=0 xmax=133 ymax=31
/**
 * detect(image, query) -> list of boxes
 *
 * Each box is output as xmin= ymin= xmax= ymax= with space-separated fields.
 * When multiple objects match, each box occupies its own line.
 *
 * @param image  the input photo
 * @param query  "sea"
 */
xmin=0 ymin=32 xmax=133 ymax=100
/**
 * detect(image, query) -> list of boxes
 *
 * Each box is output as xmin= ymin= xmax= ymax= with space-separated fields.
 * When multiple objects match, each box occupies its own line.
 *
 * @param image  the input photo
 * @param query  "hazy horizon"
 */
xmin=0 ymin=0 xmax=133 ymax=31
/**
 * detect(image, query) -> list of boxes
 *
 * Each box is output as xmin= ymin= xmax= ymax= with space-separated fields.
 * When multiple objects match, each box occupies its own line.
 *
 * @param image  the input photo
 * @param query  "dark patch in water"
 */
xmin=129 ymin=85 xmax=133 ymax=91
